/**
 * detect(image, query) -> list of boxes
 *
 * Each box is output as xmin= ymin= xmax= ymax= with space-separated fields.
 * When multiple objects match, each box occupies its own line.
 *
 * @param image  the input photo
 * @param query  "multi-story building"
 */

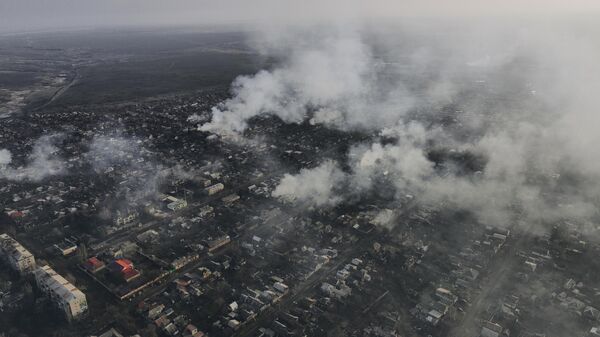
xmin=205 ymin=183 xmax=224 ymax=196
xmin=34 ymin=264 xmax=88 ymax=321
xmin=115 ymin=210 xmax=138 ymax=227
xmin=0 ymin=233 xmax=36 ymax=274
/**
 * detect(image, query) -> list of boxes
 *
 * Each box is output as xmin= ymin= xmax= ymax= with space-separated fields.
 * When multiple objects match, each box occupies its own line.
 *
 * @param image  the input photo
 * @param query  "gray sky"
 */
xmin=2 ymin=0 xmax=600 ymax=33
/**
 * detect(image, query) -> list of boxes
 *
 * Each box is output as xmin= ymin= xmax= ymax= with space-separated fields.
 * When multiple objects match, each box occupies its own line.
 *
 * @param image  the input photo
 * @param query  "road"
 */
xmin=31 ymin=69 xmax=80 ymax=111
xmin=448 ymin=225 xmax=534 ymax=337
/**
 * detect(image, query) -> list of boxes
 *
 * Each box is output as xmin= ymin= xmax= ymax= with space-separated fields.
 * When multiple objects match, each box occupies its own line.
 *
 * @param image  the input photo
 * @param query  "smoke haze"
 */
xmin=0 ymin=134 xmax=66 ymax=182
xmin=199 ymin=18 xmax=600 ymax=230
xmin=4 ymin=1 xmax=600 ymax=231
xmin=272 ymin=160 xmax=346 ymax=208
xmin=3 ymin=0 xmax=600 ymax=33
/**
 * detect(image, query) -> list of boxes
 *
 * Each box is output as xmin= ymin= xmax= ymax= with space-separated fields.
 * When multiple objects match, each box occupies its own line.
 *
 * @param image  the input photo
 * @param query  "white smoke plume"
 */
xmin=200 ymin=27 xmax=417 ymax=134
xmin=84 ymin=135 xmax=146 ymax=172
xmin=207 ymin=20 xmax=600 ymax=229
xmin=0 ymin=134 xmax=66 ymax=182
xmin=371 ymin=209 xmax=397 ymax=230
xmin=0 ymin=149 xmax=12 ymax=166
xmin=272 ymin=160 xmax=346 ymax=207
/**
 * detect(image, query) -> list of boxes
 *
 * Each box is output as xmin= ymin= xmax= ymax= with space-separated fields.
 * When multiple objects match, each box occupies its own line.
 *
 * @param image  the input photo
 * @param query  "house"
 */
xmin=228 ymin=319 xmax=241 ymax=330
xmin=320 ymin=282 xmax=351 ymax=299
xmin=164 ymin=323 xmax=178 ymax=336
xmin=183 ymin=324 xmax=205 ymax=337
xmin=158 ymin=194 xmax=187 ymax=211
xmin=584 ymin=306 xmax=600 ymax=321
xmin=480 ymin=321 xmax=503 ymax=337
xmin=148 ymin=304 xmax=165 ymax=320
xmin=115 ymin=210 xmax=138 ymax=227
xmin=273 ymin=282 xmax=288 ymax=293
xmin=205 ymin=183 xmax=224 ymax=196
xmin=83 ymin=257 xmax=106 ymax=273
xmin=54 ymin=239 xmax=78 ymax=256
xmin=222 ymin=194 xmax=240 ymax=204
xmin=108 ymin=259 xmax=140 ymax=282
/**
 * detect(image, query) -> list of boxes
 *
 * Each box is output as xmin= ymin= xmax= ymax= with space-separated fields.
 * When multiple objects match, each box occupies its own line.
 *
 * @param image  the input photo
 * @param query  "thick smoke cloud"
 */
xmin=272 ymin=160 xmax=346 ymax=208
xmin=201 ymin=26 xmax=423 ymax=134
xmin=201 ymin=29 xmax=384 ymax=133
xmin=0 ymin=149 xmax=12 ymax=166
xmin=0 ymin=134 xmax=66 ymax=182
xmin=204 ymin=21 xmax=600 ymax=229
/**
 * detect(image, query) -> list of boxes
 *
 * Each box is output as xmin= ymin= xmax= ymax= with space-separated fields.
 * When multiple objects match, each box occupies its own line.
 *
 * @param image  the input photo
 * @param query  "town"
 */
xmin=2 ymin=18 xmax=600 ymax=337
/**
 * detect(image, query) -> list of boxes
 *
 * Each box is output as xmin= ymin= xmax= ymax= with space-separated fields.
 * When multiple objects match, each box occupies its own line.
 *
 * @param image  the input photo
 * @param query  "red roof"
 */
xmin=115 ymin=259 xmax=133 ymax=271
xmin=85 ymin=257 xmax=105 ymax=271
xmin=123 ymin=268 xmax=140 ymax=281
xmin=88 ymin=257 xmax=103 ymax=266
xmin=8 ymin=210 xmax=24 ymax=218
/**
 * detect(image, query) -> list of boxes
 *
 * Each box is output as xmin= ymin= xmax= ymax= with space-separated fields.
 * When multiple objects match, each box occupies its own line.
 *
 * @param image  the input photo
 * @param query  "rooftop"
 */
xmin=35 ymin=265 xmax=86 ymax=304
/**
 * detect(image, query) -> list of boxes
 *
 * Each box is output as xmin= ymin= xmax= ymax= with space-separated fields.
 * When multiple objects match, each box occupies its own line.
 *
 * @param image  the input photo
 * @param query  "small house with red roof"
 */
xmin=108 ymin=258 xmax=140 ymax=282
xmin=83 ymin=257 xmax=106 ymax=273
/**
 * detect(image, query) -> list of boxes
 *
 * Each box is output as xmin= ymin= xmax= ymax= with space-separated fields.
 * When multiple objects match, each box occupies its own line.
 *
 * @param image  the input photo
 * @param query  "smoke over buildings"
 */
xmin=3 ymin=3 xmax=600 ymax=336
xmin=201 ymin=30 xmax=378 ymax=134
xmin=84 ymin=133 xmax=195 ymax=204
xmin=272 ymin=160 xmax=346 ymax=208
xmin=0 ymin=149 xmax=12 ymax=166
xmin=0 ymin=134 xmax=66 ymax=182
xmin=201 ymin=20 xmax=600 ymax=229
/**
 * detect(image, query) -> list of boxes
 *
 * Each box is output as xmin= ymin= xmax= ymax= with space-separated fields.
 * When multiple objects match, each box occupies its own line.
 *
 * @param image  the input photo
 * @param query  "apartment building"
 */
xmin=0 ymin=233 xmax=36 ymax=274
xmin=34 ymin=264 xmax=88 ymax=321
